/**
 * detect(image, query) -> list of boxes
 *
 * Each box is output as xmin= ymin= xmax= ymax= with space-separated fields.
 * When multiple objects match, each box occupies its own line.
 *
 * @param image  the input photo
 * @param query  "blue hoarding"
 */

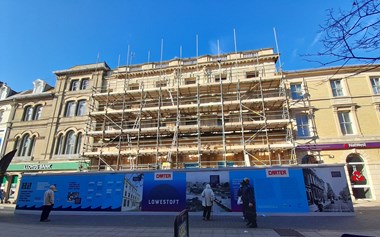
xmin=15 ymin=165 xmax=353 ymax=214
xmin=17 ymin=173 xmax=124 ymax=211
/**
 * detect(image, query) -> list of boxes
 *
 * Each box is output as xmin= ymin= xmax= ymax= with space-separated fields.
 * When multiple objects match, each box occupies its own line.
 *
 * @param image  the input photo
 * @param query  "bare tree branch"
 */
xmin=303 ymin=0 xmax=380 ymax=66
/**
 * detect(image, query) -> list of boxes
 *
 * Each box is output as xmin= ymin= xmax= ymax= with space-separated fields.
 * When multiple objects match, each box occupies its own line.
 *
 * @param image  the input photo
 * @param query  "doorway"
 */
xmin=346 ymin=153 xmax=372 ymax=199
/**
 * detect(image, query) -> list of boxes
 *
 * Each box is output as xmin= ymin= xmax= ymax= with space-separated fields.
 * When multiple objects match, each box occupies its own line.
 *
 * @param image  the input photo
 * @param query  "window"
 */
xmin=295 ymin=114 xmax=310 ymax=137
xmin=0 ymin=110 xmax=3 ymax=122
xmin=75 ymin=133 xmax=82 ymax=154
xmin=246 ymin=71 xmax=259 ymax=78
xmin=128 ymin=83 xmax=139 ymax=90
xmin=65 ymin=101 xmax=76 ymax=117
xmin=338 ymin=111 xmax=354 ymax=135
xmin=55 ymin=134 xmax=64 ymax=155
xmin=330 ymin=79 xmax=344 ymax=97
xmin=156 ymin=81 xmax=167 ymax=88
xmin=290 ymin=84 xmax=303 ymax=100
xmin=185 ymin=77 xmax=196 ymax=85
xmin=80 ymin=78 xmax=89 ymax=90
xmin=23 ymin=106 xmax=34 ymax=121
xmin=370 ymin=78 xmax=380 ymax=94
xmin=215 ymin=75 xmax=227 ymax=82
xmin=33 ymin=105 xmax=42 ymax=120
xmin=64 ymin=131 xmax=76 ymax=154
xmin=18 ymin=134 xmax=35 ymax=157
xmin=70 ymin=80 xmax=79 ymax=91
xmin=76 ymin=100 xmax=87 ymax=116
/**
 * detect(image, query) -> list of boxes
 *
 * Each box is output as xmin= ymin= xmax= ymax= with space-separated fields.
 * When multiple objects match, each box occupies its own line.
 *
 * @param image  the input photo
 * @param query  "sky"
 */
xmin=0 ymin=0 xmax=350 ymax=92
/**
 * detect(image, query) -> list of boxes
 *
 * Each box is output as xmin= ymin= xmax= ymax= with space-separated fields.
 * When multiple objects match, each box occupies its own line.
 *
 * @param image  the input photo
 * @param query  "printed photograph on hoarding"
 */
xmin=186 ymin=171 xmax=231 ymax=213
xmin=121 ymin=173 xmax=144 ymax=211
xmin=303 ymin=167 xmax=354 ymax=212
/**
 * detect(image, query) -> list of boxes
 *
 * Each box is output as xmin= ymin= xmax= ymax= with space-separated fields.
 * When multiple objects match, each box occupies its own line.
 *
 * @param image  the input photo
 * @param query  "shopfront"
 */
xmin=2 ymin=161 xmax=88 ymax=203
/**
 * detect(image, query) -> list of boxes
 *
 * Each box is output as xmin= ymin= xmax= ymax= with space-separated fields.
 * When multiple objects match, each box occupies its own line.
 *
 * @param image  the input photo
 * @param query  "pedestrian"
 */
xmin=240 ymin=177 xmax=257 ymax=228
xmin=201 ymin=184 xmax=215 ymax=221
xmin=40 ymin=185 xmax=57 ymax=222
xmin=237 ymin=182 xmax=245 ymax=220
xmin=0 ymin=189 xmax=4 ymax=204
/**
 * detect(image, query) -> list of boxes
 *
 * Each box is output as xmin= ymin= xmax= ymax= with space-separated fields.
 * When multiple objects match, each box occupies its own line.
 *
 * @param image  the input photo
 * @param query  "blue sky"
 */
xmin=0 ymin=0 xmax=349 ymax=92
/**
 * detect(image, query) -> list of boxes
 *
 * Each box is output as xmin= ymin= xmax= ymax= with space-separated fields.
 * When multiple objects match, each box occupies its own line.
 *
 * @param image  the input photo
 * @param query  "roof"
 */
xmin=53 ymin=62 xmax=110 ymax=75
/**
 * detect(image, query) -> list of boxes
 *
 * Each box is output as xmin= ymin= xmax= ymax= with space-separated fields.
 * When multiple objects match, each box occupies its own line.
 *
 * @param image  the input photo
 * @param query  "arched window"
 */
xmin=75 ymin=133 xmax=82 ymax=154
xmin=64 ymin=131 xmax=76 ymax=154
xmin=65 ymin=101 xmax=76 ymax=117
xmin=76 ymin=100 xmax=86 ymax=116
xmin=55 ymin=134 xmax=64 ymax=155
xmin=23 ymin=106 xmax=33 ymax=121
xmin=13 ymin=137 xmax=19 ymax=151
xmin=33 ymin=105 xmax=42 ymax=120
xmin=18 ymin=134 xmax=34 ymax=157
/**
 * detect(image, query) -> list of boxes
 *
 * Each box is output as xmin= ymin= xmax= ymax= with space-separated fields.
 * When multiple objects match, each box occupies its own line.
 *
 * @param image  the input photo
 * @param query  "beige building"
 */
xmin=83 ymin=48 xmax=296 ymax=170
xmin=286 ymin=65 xmax=380 ymax=200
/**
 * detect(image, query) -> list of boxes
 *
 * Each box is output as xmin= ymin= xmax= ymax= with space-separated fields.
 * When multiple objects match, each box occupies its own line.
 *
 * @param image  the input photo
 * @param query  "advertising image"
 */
xmin=303 ymin=166 xmax=354 ymax=212
xmin=140 ymin=171 xmax=186 ymax=212
xmin=186 ymin=171 xmax=231 ymax=213
xmin=16 ymin=173 xmax=124 ymax=211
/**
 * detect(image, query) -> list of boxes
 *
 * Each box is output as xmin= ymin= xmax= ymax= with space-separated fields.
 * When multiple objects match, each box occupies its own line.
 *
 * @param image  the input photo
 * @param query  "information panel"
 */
xmin=17 ymin=173 xmax=124 ymax=211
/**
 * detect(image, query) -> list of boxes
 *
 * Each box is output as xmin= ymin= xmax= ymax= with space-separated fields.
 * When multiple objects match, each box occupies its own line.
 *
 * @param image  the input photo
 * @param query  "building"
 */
xmin=1 ymin=48 xmax=379 ymax=202
xmin=286 ymin=65 xmax=380 ymax=200
xmin=82 ymin=48 xmax=296 ymax=171
xmin=2 ymin=79 xmax=89 ymax=203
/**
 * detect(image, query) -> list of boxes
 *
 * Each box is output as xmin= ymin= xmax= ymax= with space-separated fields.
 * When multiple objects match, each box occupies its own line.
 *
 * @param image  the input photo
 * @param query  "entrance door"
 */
xmin=346 ymin=153 xmax=372 ymax=199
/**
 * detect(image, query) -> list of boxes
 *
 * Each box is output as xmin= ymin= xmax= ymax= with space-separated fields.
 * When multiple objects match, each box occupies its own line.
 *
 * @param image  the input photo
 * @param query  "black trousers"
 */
xmin=203 ymin=205 xmax=212 ymax=220
xmin=40 ymin=205 xmax=53 ymax=221
xmin=243 ymin=203 xmax=257 ymax=224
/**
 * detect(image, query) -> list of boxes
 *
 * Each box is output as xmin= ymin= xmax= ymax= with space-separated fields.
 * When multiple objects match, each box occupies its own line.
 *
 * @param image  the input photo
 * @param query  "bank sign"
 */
xmin=24 ymin=164 xmax=53 ymax=170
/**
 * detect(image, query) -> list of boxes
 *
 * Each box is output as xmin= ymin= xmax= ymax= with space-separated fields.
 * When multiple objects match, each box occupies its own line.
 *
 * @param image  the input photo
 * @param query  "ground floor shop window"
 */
xmin=346 ymin=153 xmax=372 ymax=199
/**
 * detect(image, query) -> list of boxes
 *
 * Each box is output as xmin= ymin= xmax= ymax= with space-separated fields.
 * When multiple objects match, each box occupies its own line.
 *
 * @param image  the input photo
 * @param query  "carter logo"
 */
xmin=266 ymin=169 xmax=289 ymax=177
xmin=154 ymin=172 xmax=173 ymax=180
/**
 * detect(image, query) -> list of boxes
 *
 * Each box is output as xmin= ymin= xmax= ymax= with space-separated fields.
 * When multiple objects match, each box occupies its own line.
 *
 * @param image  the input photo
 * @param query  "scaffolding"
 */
xmin=83 ymin=48 xmax=297 ymax=170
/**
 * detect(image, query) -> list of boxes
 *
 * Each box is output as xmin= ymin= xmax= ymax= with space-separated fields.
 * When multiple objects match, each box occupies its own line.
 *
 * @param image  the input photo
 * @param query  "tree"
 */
xmin=307 ymin=0 xmax=380 ymax=66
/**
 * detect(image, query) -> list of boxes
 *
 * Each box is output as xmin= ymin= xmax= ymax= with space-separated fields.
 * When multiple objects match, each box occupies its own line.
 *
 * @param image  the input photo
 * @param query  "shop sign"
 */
xmin=344 ymin=143 xmax=366 ymax=148
xmin=24 ymin=164 xmax=53 ymax=170
xmin=297 ymin=142 xmax=380 ymax=151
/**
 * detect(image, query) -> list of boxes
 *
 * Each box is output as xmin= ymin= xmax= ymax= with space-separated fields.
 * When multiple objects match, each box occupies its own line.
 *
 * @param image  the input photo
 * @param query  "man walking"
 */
xmin=240 ymin=177 xmax=257 ymax=228
xmin=201 ymin=184 xmax=215 ymax=220
xmin=40 ymin=185 xmax=57 ymax=222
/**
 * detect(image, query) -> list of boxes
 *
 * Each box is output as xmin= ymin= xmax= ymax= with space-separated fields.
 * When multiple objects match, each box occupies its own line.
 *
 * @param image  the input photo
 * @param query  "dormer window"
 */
xmin=0 ymin=86 xmax=9 ymax=100
xmin=33 ymin=79 xmax=46 ymax=94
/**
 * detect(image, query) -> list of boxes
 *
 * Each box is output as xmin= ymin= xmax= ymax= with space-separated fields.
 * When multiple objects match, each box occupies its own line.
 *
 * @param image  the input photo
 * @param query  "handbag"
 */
xmin=237 ymin=196 xmax=243 ymax=205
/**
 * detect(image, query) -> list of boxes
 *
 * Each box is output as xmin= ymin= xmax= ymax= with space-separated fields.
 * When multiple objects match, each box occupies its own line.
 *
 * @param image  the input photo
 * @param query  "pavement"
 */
xmin=0 ymin=200 xmax=380 ymax=237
